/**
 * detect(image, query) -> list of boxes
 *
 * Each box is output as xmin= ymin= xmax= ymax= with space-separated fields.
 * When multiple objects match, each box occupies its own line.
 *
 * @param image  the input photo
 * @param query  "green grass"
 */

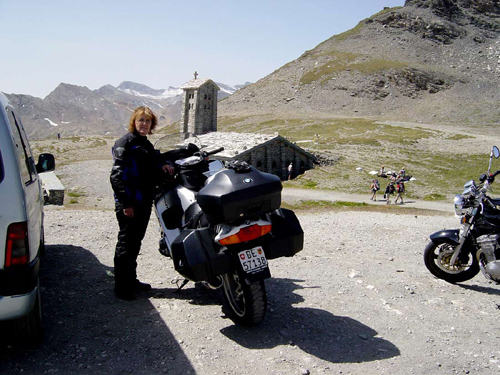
xmin=217 ymin=115 xmax=496 ymax=202
xmin=223 ymin=117 xmax=439 ymax=148
xmin=281 ymin=199 xmax=444 ymax=215
xmin=67 ymin=189 xmax=86 ymax=204
xmin=423 ymin=193 xmax=447 ymax=201
xmin=299 ymin=51 xmax=408 ymax=85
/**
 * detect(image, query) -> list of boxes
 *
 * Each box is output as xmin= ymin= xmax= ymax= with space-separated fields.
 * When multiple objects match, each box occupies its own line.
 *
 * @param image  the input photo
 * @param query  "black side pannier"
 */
xmin=170 ymin=228 xmax=231 ymax=281
xmin=197 ymin=165 xmax=282 ymax=224
xmin=262 ymin=208 xmax=304 ymax=259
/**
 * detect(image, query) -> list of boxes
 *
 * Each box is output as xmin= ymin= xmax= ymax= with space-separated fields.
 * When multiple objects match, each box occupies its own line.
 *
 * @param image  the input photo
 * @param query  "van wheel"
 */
xmin=14 ymin=283 xmax=43 ymax=346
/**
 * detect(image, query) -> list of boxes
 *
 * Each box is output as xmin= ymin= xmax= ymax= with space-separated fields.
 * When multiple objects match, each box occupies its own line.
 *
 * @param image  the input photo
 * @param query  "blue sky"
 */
xmin=0 ymin=0 xmax=405 ymax=98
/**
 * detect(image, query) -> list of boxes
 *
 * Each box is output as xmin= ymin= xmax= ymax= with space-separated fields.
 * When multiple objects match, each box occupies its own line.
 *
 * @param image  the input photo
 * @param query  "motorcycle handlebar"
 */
xmin=479 ymin=170 xmax=500 ymax=184
xmin=206 ymin=147 xmax=224 ymax=156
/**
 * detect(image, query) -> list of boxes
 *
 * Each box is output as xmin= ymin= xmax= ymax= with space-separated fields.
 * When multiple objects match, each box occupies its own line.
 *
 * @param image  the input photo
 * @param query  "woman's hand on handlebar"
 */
xmin=162 ymin=164 xmax=175 ymax=175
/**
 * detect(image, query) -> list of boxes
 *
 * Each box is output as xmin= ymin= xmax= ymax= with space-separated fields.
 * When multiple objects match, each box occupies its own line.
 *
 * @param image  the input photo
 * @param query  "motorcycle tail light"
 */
xmin=217 ymin=224 xmax=272 ymax=245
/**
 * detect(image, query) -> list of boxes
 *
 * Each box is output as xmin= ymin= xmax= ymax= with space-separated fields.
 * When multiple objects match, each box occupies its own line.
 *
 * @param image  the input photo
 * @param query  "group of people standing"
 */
xmin=370 ymin=166 xmax=407 ymax=204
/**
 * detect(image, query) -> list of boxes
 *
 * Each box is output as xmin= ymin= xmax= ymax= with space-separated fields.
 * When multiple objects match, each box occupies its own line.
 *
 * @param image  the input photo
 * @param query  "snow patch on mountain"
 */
xmin=120 ymin=87 xmax=183 ymax=100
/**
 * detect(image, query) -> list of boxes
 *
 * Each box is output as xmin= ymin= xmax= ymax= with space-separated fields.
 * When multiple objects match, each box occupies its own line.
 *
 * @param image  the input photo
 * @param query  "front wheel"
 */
xmin=222 ymin=271 xmax=267 ymax=326
xmin=423 ymin=241 xmax=480 ymax=283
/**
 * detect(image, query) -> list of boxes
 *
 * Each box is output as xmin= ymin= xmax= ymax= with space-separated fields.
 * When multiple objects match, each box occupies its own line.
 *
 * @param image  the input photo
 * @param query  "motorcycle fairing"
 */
xmin=157 ymin=190 xmax=183 ymax=230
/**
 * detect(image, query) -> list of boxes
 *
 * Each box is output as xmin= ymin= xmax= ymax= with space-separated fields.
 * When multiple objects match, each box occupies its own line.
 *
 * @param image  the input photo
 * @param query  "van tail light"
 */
xmin=216 ymin=222 xmax=272 ymax=246
xmin=5 ymin=222 xmax=29 ymax=267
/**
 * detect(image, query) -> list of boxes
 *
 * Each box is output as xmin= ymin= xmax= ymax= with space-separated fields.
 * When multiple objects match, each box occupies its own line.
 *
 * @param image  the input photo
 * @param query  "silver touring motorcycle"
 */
xmin=424 ymin=145 xmax=500 ymax=283
xmin=153 ymin=133 xmax=303 ymax=326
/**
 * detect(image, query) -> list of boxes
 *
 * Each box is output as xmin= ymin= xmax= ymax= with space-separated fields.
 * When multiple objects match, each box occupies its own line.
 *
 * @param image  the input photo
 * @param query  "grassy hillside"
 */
xmin=218 ymin=114 xmax=500 ymax=201
xmin=30 ymin=116 xmax=500 ymax=204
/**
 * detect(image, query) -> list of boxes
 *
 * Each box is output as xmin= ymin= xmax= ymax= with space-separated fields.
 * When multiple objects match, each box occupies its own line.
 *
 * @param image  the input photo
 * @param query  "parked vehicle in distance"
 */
xmin=0 ymin=91 xmax=55 ymax=345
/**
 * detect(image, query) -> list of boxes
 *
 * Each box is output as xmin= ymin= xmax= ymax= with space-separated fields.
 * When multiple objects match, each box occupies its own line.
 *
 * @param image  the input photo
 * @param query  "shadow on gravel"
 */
xmin=457 ymin=283 xmax=500 ymax=296
xmin=0 ymin=244 xmax=195 ymax=375
xmin=220 ymin=278 xmax=400 ymax=363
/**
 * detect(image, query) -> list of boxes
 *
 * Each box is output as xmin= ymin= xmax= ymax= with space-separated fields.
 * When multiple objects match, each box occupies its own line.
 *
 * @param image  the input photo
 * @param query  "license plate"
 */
xmin=238 ymin=247 xmax=268 ymax=274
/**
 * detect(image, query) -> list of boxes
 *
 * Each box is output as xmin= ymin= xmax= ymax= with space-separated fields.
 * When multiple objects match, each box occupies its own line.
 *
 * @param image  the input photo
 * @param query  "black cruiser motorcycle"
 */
xmin=424 ymin=145 xmax=500 ymax=283
xmin=153 ymin=133 xmax=303 ymax=326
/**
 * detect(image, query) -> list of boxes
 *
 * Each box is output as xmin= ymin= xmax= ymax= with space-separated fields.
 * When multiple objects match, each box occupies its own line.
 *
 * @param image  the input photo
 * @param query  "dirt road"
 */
xmin=1 ymin=203 xmax=500 ymax=374
xmin=1 ymin=157 xmax=499 ymax=374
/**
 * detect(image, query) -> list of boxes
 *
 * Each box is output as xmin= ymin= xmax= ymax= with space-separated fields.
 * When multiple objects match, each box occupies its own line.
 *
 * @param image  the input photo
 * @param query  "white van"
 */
xmin=0 ymin=92 xmax=54 ymax=344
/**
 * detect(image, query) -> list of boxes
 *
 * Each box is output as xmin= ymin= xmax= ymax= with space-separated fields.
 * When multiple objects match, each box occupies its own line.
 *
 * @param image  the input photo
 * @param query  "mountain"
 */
xmin=116 ymin=81 xmax=183 ymax=100
xmin=219 ymin=0 xmax=500 ymax=125
xmin=5 ymin=80 xmax=247 ymax=139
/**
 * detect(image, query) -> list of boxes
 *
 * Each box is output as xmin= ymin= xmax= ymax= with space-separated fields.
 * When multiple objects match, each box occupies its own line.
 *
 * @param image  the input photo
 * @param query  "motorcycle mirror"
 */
xmin=493 ymin=146 xmax=500 ymax=159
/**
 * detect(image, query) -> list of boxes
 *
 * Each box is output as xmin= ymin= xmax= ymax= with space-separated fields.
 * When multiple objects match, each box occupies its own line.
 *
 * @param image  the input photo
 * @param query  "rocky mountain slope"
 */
xmin=6 ymin=1 xmax=500 ymax=140
xmin=219 ymin=0 xmax=500 ymax=125
xmin=5 ymin=80 xmax=244 ymax=140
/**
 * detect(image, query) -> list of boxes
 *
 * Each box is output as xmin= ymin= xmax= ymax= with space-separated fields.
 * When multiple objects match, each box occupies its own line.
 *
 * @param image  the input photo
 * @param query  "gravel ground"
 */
xmin=1 ymin=156 xmax=500 ymax=374
xmin=2 ymin=201 xmax=500 ymax=373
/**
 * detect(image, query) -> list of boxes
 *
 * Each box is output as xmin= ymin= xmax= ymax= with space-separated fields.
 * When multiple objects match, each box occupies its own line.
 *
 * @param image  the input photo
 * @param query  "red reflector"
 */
xmin=218 ymin=224 xmax=272 ymax=245
xmin=5 ymin=222 xmax=29 ymax=267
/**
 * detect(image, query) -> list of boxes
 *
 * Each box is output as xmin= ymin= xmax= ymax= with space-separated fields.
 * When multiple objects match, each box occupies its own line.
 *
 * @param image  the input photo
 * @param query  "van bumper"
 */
xmin=0 ymin=257 xmax=40 ymax=296
xmin=0 ymin=286 xmax=38 ymax=320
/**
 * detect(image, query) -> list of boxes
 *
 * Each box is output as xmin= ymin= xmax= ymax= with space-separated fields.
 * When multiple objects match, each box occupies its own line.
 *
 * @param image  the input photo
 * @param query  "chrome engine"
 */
xmin=476 ymin=234 xmax=500 ymax=282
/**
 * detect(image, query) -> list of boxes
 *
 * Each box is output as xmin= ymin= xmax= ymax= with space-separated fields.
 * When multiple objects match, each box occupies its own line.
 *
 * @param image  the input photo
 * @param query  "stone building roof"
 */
xmin=196 ymin=131 xmax=317 ymax=162
xmin=180 ymin=78 xmax=220 ymax=90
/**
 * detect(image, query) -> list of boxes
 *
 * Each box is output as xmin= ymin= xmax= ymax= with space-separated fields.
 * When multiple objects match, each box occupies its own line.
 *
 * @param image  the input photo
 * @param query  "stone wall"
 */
xmin=232 ymin=139 xmax=315 ymax=180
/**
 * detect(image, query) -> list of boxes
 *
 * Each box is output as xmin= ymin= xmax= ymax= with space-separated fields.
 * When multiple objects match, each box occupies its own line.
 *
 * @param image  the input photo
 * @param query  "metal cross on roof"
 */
xmin=194 ymin=71 xmax=198 ymax=79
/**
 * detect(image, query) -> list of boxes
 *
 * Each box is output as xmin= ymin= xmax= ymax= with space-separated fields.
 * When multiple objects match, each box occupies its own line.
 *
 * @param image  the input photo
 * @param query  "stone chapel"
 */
xmin=180 ymin=72 xmax=219 ymax=135
xmin=179 ymin=73 xmax=316 ymax=180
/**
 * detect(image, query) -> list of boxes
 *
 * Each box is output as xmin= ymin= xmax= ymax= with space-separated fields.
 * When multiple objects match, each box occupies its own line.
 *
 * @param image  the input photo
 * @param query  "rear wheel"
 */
xmin=423 ymin=241 xmax=480 ymax=283
xmin=222 ymin=271 xmax=267 ymax=326
xmin=13 ymin=283 xmax=43 ymax=346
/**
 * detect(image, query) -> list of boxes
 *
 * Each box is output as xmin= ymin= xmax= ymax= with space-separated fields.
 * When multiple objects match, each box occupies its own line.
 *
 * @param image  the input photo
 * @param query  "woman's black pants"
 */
xmin=114 ymin=205 xmax=152 ymax=291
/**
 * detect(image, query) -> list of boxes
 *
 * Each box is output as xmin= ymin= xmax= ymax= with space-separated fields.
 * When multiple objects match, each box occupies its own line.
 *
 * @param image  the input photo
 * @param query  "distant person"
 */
xmin=288 ymin=163 xmax=293 ymax=180
xmin=110 ymin=106 xmax=174 ymax=300
xmin=370 ymin=179 xmax=380 ymax=201
xmin=394 ymin=180 xmax=405 ymax=204
xmin=384 ymin=181 xmax=395 ymax=204
xmin=57 ymin=132 xmax=61 ymax=140
xmin=378 ymin=165 xmax=386 ymax=177
xmin=398 ymin=167 xmax=406 ymax=179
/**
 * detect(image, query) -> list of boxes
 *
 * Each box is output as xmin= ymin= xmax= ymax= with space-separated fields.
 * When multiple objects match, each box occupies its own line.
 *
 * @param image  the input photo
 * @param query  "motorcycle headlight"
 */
xmin=454 ymin=194 xmax=477 ymax=216
xmin=454 ymin=194 xmax=465 ymax=216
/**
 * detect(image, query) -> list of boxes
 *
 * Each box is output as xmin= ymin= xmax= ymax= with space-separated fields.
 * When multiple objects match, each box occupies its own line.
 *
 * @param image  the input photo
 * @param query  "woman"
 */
xmin=110 ymin=106 xmax=173 ymax=300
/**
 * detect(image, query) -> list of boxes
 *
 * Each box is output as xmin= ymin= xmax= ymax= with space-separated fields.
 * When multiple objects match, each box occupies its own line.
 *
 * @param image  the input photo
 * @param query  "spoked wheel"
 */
xmin=222 ymin=271 xmax=267 ymax=326
xmin=423 ymin=241 xmax=479 ymax=283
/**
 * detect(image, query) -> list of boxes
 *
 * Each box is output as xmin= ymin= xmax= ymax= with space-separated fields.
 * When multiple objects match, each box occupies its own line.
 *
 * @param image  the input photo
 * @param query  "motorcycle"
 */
xmin=153 ymin=133 xmax=304 ymax=326
xmin=424 ymin=145 xmax=500 ymax=283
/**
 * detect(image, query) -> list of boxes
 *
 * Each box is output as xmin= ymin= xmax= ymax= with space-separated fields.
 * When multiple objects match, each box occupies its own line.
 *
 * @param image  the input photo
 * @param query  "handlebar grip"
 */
xmin=493 ymin=169 xmax=500 ymax=178
xmin=206 ymin=147 xmax=224 ymax=156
